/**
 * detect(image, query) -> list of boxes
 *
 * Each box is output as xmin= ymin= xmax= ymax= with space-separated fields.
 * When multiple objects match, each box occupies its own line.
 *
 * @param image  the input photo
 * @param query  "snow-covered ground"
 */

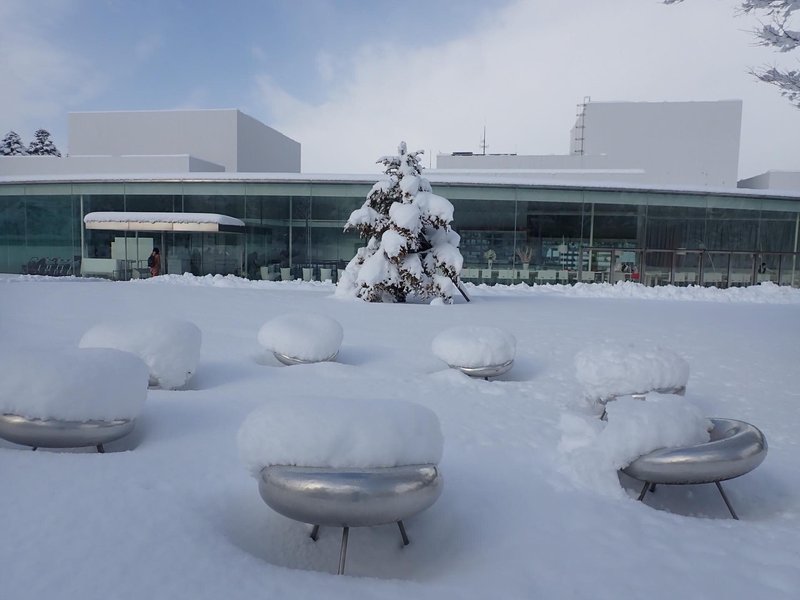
xmin=1 ymin=275 xmax=799 ymax=599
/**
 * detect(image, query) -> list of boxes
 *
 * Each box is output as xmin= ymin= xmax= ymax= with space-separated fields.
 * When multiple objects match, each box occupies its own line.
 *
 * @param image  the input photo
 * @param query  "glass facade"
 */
xmin=1 ymin=178 xmax=799 ymax=286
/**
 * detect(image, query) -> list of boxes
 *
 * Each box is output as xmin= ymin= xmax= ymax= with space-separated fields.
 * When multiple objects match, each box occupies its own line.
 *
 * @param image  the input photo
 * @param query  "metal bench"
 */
xmin=622 ymin=418 xmax=768 ymax=519
xmin=258 ymin=464 xmax=442 ymax=574
xmin=0 ymin=414 xmax=134 ymax=453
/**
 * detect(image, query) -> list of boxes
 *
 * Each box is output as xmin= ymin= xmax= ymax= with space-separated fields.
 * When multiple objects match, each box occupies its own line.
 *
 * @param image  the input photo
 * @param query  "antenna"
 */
xmin=573 ymin=95 xmax=590 ymax=156
xmin=479 ymin=125 xmax=488 ymax=155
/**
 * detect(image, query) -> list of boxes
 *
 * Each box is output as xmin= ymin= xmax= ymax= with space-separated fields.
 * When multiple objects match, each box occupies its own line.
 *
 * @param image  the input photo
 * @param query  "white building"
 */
xmin=436 ymin=100 xmax=743 ymax=188
xmin=738 ymin=171 xmax=800 ymax=192
xmin=0 ymin=109 xmax=300 ymax=176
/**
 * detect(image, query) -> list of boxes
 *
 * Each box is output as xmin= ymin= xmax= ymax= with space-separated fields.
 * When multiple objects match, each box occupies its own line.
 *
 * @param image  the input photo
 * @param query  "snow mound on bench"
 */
xmin=238 ymin=397 xmax=443 ymax=473
xmin=0 ymin=346 xmax=148 ymax=421
xmin=79 ymin=319 xmax=201 ymax=389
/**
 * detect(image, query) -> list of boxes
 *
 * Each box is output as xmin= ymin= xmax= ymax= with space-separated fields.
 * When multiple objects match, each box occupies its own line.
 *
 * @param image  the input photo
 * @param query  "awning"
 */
xmin=83 ymin=211 xmax=245 ymax=233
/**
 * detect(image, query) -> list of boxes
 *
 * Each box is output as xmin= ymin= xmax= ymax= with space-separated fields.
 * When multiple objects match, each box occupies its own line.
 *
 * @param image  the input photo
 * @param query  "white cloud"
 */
xmin=251 ymin=0 xmax=800 ymax=179
xmin=134 ymin=33 xmax=163 ymax=62
xmin=315 ymin=51 xmax=336 ymax=83
xmin=0 ymin=0 xmax=104 ymax=148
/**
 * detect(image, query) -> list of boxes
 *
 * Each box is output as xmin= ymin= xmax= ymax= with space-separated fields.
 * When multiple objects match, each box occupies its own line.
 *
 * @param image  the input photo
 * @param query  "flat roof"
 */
xmin=84 ymin=211 xmax=245 ymax=233
xmin=2 ymin=171 xmax=800 ymax=201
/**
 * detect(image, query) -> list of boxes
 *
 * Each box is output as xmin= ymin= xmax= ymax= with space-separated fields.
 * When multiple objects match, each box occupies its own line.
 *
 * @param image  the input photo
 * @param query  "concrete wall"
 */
xmin=574 ymin=100 xmax=742 ymax=187
xmin=433 ymin=153 xmax=647 ymax=183
xmin=738 ymin=171 xmax=800 ymax=191
xmin=437 ymin=154 xmax=618 ymax=170
xmin=236 ymin=112 xmax=300 ymax=172
xmin=438 ymin=100 xmax=743 ymax=188
xmin=69 ymin=110 xmax=240 ymax=171
xmin=0 ymin=154 xmax=224 ymax=176
xmin=68 ymin=109 xmax=300 ymax=173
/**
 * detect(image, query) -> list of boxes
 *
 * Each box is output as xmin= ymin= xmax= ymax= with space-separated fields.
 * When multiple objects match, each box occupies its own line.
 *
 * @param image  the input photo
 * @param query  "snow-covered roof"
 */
xmin=84 ymin=211 xmax=245 ymax=232
xmin=2 ymin=171 xmax=800 ymax=202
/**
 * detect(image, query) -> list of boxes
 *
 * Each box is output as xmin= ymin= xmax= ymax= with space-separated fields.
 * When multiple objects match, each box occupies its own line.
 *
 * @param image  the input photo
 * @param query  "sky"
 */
xmin=1 ymin=0 xmax=799 ymax=179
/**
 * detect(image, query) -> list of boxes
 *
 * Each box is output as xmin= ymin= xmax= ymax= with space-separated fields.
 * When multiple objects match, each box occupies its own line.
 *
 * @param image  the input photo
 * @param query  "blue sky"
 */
xmin=2 ymin=0 xmax=799 ymax=177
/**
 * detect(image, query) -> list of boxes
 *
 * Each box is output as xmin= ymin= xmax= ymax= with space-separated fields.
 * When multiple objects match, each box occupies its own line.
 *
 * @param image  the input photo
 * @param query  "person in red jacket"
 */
xmin=148 ymin=247 xmax=161 ymax=277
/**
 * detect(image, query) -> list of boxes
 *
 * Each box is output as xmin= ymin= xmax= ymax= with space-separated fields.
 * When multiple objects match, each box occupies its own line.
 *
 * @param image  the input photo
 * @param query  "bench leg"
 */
xmin=96 ymin=443 xmax=105 ymax=453
xmin=338 ymin=527 xmax=349 ymax=575
xmin=310 ymin=524 xmax=319 ymax=541
xmin=397 ymin=520 xmax=410 ymax=546
xmin=715 ymin=481 xmax=739 ymax=520
xmin=637 ymin=481 xmax=651 ymax=501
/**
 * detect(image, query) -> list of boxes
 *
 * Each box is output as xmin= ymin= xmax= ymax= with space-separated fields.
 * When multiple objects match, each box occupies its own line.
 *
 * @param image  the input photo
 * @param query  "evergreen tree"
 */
xmin=27 ymin=129 xmax=61 ymax=156
xmin=337 ymin=141 xmax=463 ymax=303
xmin=0 ymin=131 xmax=28 ymax=156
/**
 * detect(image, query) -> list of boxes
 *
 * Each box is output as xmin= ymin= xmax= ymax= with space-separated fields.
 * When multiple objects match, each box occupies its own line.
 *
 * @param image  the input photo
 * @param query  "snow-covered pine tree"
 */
xmin=337 ymin=141 xmax=464 ymax=303
xmin=27 ymin=129 xmax=61 ymax=156
xmin=0 ymin=131 xmax=28 ymax=156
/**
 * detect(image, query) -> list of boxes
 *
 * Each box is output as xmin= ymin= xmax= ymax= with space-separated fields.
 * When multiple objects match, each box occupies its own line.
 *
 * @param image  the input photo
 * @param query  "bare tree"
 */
xmin=666 ymin=1 xmax=800 ymax=106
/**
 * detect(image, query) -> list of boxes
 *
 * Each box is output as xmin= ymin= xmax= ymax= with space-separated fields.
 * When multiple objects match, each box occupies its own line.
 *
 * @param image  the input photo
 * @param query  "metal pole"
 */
xmin=715 ymin=481 xmax=739 ymax=520
xmin=79 ymin=195 xmax=85 ymax=277
xmin=337 ymin=527 xmax=349 ymax=575
xmin=792 ymin=213 xmax=799 ymax=286
xmin=637 ymin=481 xmax=650 ymax=502
xmin=397 ymin=520 xmax=410 ymax=546
xmin=288 ymin=196 xmax=293 ymax=272
xmin=588 ymin=203 xmax=594 ymax=272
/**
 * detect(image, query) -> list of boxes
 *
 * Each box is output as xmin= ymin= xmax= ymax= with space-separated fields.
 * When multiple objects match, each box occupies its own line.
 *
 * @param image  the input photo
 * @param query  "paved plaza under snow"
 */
xmin=1 ymin=275 xmax=798 ymax=599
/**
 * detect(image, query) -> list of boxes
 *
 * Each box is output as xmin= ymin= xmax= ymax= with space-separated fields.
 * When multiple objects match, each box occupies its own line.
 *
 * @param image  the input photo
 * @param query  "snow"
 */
xmin=344 ymin=205 xmax=382 ymax=229
xmin=389 ymin=201 xmax=421 ymax=233
xmin=574 ymin=342 xmax=690 ymax=402
xmin=1 ymin=274 xmax=799 ymax=599
xmin=380 ymin=230 xmax=406 ymax=258
xmin=79 ymin=319 xmax=202 ymax=389
xmin=0 ymin=346 xmax=148 ymax=420
xmin=7 ymin=171 xmax=800 ymax=203
xmin=237 ymin=397 xmax=444 ymax=473
xmin=84 ymin=211 xmax=245 ymax=227
xmin=399 ymin=174 xmax=421 ymax=196
xmin=339 ymin=143 xmax=463 ymax=303
xmin=355 ymin=250 xmax=392 ymax=287
xmin=257 ymin=313 xmax=343 ymax=362
xmin=558 ymin=394 xmax=712 ymax=498
xmin=431 ymin=326 xmax=516 ymax=368
xmin=415 ymin=191 xmax=454 ymax=223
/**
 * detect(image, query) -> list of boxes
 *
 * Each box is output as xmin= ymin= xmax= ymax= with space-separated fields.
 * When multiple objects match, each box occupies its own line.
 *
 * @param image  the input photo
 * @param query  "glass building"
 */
xmin=1 ymin=174 xmax=799 ymax=287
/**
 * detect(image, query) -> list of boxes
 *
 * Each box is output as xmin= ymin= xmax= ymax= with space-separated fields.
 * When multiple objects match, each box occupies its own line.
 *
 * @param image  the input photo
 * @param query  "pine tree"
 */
xmin=27 ymin=129 xmax=61 ymax=156
xmin=0 ymin=131 xmax=28 ymax=156
xmin=337 ymin=141 xmax=464 ymax=303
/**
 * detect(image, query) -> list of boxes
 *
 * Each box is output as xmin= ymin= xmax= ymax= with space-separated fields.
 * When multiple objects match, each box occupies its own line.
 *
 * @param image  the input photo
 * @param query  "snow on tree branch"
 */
xmin=665 ymin=0 xmax=800 ymax=107
xmin=1 ymin=131 xmax=28 ymax=156
xmin=753 ymin=65 xmax=800 ymax=102
xmin=27 ymin=129 xmax=61 ymax=156
xmin=336 ymin=141 xmax=464 ymax=304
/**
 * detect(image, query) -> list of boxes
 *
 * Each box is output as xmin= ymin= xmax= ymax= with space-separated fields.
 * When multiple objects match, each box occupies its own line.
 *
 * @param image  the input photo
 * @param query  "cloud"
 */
xmin=134 ymin=33 xmax=163 ymax=62
xmin=315 ymin=51 xmax=336 ymax=83
xmin=0 ymin=0 xmax=104 ymax=147
xmin=251 ymin=0 xmax=800 ymax=179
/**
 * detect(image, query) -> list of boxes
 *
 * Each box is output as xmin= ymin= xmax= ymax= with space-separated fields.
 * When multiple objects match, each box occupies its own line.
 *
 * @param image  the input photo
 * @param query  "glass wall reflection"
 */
xmin=0 ymin=181 xmax=798 ymax=287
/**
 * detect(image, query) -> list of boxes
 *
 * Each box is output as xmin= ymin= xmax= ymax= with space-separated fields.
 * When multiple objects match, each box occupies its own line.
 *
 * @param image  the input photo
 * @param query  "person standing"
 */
xmin=148 ymin=247 xmax=161 ymax=277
